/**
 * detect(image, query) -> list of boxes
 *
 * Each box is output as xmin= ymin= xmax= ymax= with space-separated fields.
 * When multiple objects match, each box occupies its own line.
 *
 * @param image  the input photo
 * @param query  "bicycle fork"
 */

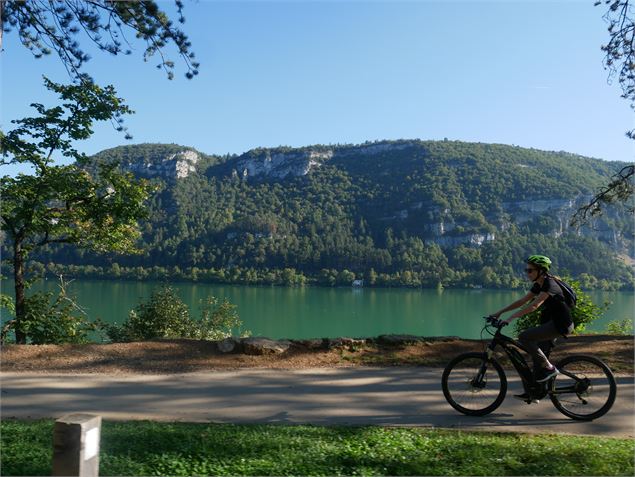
xmin=471 ymin=348 xmax=498 ymax=389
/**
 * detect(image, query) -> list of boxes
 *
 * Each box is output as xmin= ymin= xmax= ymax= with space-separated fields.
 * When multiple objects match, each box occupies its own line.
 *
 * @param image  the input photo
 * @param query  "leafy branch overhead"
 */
xmin=1 ymin=0 xmax=199 ymax=80
xmin=596 ymin=0 xmax=635 ymax=138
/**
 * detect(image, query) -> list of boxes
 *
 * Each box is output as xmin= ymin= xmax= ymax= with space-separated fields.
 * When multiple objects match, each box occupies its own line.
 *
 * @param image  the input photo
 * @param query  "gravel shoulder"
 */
xmin=1 ymin=334 xmax=632 ymax=375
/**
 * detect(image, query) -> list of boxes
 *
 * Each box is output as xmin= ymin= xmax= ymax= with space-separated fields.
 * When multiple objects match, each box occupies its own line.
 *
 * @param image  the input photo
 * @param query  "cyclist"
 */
xmin=490 ymin=255 xmax=574 ymax=393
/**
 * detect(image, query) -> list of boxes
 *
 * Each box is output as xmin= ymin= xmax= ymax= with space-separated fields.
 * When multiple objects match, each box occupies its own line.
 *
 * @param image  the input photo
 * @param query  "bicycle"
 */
xmin=441 ymin=316 xmax=617 ymax=421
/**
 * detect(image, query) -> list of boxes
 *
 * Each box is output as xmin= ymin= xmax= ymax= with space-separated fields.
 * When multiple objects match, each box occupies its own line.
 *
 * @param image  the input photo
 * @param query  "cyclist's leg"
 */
xmin=518 ymin=321 xmax=562 ymax=371
xmin=538 ymin=338 xmax=556 ymax=361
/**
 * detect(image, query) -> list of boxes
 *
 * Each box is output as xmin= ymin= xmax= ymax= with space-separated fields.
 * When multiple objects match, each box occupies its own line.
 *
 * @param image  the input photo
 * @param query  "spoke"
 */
xmin=445 ymin=358 xmax=503 ymax=412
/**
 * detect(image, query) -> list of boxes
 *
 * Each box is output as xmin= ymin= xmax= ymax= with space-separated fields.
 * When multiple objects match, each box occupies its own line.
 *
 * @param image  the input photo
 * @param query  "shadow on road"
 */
xmin=2 ymin=368 xmax=633 ymax=437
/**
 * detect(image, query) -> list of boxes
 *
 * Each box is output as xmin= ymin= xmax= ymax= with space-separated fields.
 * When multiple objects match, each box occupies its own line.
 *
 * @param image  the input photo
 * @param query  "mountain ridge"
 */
xmin=29 ymin=139 xmax=634 ymax=289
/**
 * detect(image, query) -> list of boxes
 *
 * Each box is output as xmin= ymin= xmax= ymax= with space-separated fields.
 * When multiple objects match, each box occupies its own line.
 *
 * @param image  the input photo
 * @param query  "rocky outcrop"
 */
xmin=501 ymin=197 xmax=580 ymax=224
xmin=125 ymin=150 xmax=200 ymax=180
xmin=433 ymin=233 xmax=496 ymax=247
xmin=233 ymin=141 xmax=419 ymax=181
xmin=235 ymin=150 xmax=330 ymax=180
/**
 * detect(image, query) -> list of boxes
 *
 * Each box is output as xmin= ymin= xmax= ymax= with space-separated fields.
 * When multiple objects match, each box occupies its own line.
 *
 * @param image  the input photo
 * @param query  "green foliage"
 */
xmin=192 ymin=296 xmax=250 ymax=340
xmin=1 ymin=278 xmax=97 ymax=345
xmin=104 ymin=285 xmax=247 ymax=342
xmin=2 ymin=420 xmax=634 ymax=476
xmin=1 ymin=293 xmax=15 ymax=316
xmin=514 ymin=278 xmax=606 ymax=335
xmin=104 ymin=285 xmax=191 ymax=341
xmin=605 ymin=319 xmax=634 ymax=335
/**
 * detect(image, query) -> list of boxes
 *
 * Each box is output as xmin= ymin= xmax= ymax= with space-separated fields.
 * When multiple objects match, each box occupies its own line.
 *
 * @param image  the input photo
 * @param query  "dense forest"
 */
xmin=10 ymin=140 xmax=634 ymax=290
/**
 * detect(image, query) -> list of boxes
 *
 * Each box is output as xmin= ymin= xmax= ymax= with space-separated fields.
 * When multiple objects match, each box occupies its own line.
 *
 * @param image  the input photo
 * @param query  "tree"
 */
xmin=1 ymin=0 xmax=199 ymax=81
xmin=575 ymin=1 xmax=635 ymax=224
xmin=597 ymin=0 xmax=635 ymax=139
xmin=1 ymin=77 xmax=153 ymax=343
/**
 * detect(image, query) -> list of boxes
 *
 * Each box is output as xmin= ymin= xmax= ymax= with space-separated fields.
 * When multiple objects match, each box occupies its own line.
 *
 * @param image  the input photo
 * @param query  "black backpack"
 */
xmin=551 ymin=276 xmax=577 ymax=309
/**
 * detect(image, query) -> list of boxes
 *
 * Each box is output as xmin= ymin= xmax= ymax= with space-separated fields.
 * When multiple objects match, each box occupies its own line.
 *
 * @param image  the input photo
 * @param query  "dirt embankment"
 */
xmin=1 ymin=334 xmax=632 ymax=375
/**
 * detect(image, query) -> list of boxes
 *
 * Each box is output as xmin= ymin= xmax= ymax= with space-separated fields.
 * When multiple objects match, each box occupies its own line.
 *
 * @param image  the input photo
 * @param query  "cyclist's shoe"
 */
xmin=535 ymin=366 xmax=559 ymax=383
xmin=513 ymin=393 xmax=540 ymax=403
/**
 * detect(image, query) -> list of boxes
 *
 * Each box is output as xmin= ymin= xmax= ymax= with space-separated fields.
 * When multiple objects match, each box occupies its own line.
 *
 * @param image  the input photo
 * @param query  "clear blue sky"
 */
xmin=1 ymin=0 xmax=633 ymax=176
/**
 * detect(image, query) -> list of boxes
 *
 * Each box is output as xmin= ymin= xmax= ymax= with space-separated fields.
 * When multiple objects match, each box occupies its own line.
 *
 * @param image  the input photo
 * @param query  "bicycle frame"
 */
xmin=482 ymin=322 xmax=589 ymax=400
xmin=484 ymin=327 xmax=548 ymax=398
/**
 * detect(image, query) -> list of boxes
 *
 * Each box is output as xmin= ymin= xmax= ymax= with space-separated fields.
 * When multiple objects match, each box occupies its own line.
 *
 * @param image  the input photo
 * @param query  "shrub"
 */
xmin=605 ymin=319 xmax=634 ymax=335
xmin=1 ymin=278 xmax=97 ymax=344
xmin=190 ymin=297 xmax=250 ymax=340
xmin=104 ymin=285 xmax=192 ymax=341
xmin=104 ymin=285 xmax=249 ymax=342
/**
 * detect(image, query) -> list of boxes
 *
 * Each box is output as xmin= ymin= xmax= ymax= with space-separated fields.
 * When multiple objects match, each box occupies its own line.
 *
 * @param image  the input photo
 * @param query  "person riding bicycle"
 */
xmin=490 ymin=255 xmax=574 ymax=395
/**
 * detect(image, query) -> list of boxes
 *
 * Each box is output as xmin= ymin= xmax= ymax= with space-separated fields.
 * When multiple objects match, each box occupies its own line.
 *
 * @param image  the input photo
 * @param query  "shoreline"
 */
xmin=2 ymin=334 xmax=632 ymax=375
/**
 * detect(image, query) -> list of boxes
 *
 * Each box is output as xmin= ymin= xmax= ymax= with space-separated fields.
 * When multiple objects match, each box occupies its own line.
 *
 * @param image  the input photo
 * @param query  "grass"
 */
xmin=1 ymin=419 xmax=633 ymax=476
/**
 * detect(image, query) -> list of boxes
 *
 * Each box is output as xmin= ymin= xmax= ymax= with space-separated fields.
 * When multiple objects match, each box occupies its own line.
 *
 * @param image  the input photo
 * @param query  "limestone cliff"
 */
xmin=124 ymin=150 xmax=201 ymax=180
xmin=233 ymin=150 xmax=331 ymax=180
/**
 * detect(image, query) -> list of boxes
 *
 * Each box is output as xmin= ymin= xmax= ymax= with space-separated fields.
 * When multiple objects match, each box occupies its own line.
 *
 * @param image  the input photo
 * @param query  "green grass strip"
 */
xmin=1 ymin=419 xmax=633 ymax=476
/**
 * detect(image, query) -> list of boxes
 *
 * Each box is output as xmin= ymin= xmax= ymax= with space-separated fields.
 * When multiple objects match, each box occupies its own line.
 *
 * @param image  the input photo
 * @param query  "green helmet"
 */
xmin=527 ymin=254 xmax=552 ymax=271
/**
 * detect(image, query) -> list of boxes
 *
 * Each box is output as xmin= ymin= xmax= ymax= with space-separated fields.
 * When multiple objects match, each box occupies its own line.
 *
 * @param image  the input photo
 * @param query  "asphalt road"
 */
xmin=2 ymin=368 xmax=633 ymax=437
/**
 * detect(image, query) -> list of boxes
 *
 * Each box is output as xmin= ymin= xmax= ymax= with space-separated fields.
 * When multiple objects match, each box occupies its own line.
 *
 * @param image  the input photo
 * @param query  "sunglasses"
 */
xmin=525 ymin=268 xmax=538 ymax=273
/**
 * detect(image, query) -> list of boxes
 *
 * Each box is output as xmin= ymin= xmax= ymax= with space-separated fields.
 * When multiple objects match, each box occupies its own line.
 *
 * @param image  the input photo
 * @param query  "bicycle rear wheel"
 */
xmin=442 ymin=352 xmax=507 ymax=416
xmin=549 ymin=355 xmax=617 ymax=421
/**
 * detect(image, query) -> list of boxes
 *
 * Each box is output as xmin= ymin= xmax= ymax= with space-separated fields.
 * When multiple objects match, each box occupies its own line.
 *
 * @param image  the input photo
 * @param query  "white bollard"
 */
xmin=52 ymin=414 xmax=101 ymax=477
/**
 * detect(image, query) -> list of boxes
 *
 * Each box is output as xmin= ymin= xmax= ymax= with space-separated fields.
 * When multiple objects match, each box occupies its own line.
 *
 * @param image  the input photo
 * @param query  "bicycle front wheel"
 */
xmin=442 ymin=352 xmax=507 ymax=416
xmin=549 ymin=355 xmax=617 ymax=421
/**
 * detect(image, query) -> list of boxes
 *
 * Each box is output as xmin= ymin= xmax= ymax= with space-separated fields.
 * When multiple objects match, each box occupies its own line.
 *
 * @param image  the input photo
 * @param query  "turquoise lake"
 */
xmin=2 ymin=279 xmax=632 ymax=339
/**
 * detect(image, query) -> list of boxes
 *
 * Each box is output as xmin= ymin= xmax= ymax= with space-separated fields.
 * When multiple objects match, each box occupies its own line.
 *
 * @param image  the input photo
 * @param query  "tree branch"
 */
xmin=571 ymin=164 xmax=634 ymax=227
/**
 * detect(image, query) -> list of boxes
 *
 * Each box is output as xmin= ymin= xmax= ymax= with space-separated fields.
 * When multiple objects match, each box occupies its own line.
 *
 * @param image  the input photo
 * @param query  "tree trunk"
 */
xmin=13 ymin=239 xmax=27 ymax=344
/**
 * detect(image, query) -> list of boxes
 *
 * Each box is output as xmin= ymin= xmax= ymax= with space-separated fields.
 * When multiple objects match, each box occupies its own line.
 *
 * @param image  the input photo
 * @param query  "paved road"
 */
xmin=2 ymin=368 xmax=633 ymax=437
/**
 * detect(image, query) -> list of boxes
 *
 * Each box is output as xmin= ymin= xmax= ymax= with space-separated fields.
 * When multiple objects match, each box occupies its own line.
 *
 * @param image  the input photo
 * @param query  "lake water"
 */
xmin=2 ymin=279 xmax=633 ymax=340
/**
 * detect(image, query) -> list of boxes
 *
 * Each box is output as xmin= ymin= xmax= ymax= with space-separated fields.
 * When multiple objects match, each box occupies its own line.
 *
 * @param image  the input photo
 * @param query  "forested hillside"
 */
xmin=17 ymin=140 xmax=634 ymax=289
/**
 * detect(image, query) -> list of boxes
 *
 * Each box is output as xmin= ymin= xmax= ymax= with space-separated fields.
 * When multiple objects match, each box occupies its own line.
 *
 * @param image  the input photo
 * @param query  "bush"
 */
xmin=515 ymin=278 xmax=605 ymax=335
xmin=190 ymin=296 xmax=250 ymax=340
xmin=1 ymin=278 xmax=97 ymax=344
xmin=104 ymin=285 xmax=249 ymax=342
xmin=605 ymin=319 xmax=634 ymax=335
xmin=103 ymin=285 xmax=192 ymax=341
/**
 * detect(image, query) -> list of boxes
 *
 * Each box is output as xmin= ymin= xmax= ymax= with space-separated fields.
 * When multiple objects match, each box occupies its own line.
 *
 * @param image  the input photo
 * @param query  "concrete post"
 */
xmin=52 ymin=414 xmax=101 ymax=477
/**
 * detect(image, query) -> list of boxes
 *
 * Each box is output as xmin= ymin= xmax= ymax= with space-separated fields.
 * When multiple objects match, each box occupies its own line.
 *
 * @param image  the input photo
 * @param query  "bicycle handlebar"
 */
xmin=484 ymin=315 xmax=508 ymax=329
